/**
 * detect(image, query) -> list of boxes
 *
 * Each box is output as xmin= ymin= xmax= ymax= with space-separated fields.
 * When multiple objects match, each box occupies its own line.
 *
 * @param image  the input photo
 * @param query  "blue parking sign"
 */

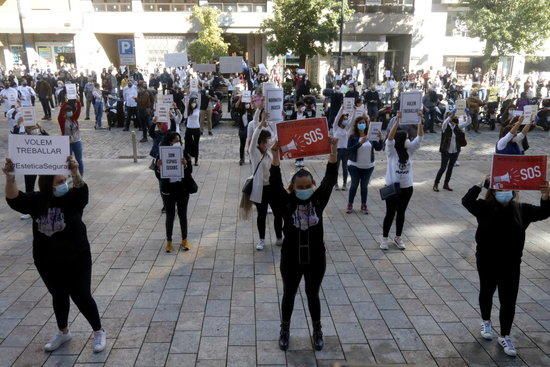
xmin=118 ymin=39 xmax=135 ymax=65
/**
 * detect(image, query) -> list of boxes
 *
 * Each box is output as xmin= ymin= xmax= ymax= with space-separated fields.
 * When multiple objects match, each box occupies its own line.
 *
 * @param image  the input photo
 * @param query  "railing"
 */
xmin=93 ymin=2 xmax=132 ymax=12
xmin=143 ymin=3 xmax=195 ymax=12
xmin=351 ymin=0 xmax=414 ymax=14
xmin=208 ymin=3 xmax=267 ymax=12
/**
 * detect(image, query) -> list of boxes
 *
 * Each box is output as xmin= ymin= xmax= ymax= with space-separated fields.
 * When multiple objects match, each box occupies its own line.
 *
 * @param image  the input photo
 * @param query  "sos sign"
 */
xmin=491 ymin=154 xmax=547 ymax=191
xmin=276 ymin=117 xmax=331 ymax=159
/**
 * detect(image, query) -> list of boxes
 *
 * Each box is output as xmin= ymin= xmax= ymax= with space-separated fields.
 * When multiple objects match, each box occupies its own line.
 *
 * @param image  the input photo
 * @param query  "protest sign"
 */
xmin=159 ymin=146 xmax=183 ymax=179
xmin=491 ymin=154 xmax=547 ymax=191
xmin=242 ymin=90 xmax=251 ymax=103
xmin=276 ymin=117 xmax=331 ymax=159
xmin=400 ymin=91 xmax=422 ymax=124
xmin=193 ymin=63 xmax=216 ymax=73
xmin=65 ymin=83 xmax=77 ymax=100
xmin=343 ymin=97 xmax=355 ymax=115
xmin=512 ymin=110 xmax=523 ymax=117
xmin=19 ymin=106 xmax=36 ymax=127
xmin=6 ymin=92 xmax=17 ymax=106
xmin=8 ymin=135 xmax=70 ymax=175
xmin=296 ymin=69 xmax=306 ymax=75
xmin=219 ymin=56 xmax=243 ymax=74
xmin=155 ymin=102 xmax=171 ymax=124
xmin=367 ymin=121 xmax=383 ymax=141
xmin=189 ymin=78 xmax=199 ymax=92
xmin=522 ymin=105 xmax=537 ymax=123
xmin=258 ymin=63 xmax=268 ymax=75
xmin=161 ymin=94 xmax=173 ymax=104
xmin=455 ymin=99 xmax=466 ymax=116
xmin=164 ymin=53 xmax=188 ymax=68
xmin=264 ymin=85 xmax=284 ymax=123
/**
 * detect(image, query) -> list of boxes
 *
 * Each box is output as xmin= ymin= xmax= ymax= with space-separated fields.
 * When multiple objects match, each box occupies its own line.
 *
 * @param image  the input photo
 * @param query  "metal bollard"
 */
xmin=131 ymin=131 xmax=138 ymax=163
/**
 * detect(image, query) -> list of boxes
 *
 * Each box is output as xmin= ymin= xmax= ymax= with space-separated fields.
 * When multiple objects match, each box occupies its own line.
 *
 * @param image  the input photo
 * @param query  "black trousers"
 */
xmin=280 ymin=252 xmax=326 ymax=323
xmin=239 ymin=130 xmax=247 ymax=161
xmin=477 ymin=258 xmax=520 ymax=336
xmin=24 ymin=175 xmax=37 ymax=193
xmin=435 ymin=152 xmax=459 ymax=186
xmin=125 ymin=106 xmax=137 ymax=128
xmin=163 ymin=192 xmax=189 ymax=241
xmin=254 ymin=185 xmax=283 ymax=240
xmin=137 ymin=108 xmax=149 ymax=140
xmin=184 ymin=128 xmax=201 ymax=162
xmin=383 ymin=186 xmax=413 ymax=237
xmin=470 ymin=112 xmax=479 ymax=131
xmin=39 ymin=97 xmax=51 ymax=118
xmin=36 ymin=251 xmax=101 ymax=331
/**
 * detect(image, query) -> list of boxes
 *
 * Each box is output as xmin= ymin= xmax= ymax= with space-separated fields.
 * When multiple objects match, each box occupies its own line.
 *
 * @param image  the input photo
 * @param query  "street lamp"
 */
xmin=16 ymin=0 xmax=30 ymax=71
xmin=336 ymin=0 xmax=344 ymax=75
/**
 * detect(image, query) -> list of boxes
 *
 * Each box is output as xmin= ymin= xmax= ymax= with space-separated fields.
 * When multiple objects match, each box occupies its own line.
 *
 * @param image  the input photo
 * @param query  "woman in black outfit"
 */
xmin=462 ymin=179 xmax=550 ymax=357
xmin=155 ymin=132 xmax=194 ymax=253
xmin=234 ymin=96 xmax=254 ymax=166
xmin=3 ymin=156 xmax=106 ymax=353
xmin=270 ymin=137 xmax=338 ymax=352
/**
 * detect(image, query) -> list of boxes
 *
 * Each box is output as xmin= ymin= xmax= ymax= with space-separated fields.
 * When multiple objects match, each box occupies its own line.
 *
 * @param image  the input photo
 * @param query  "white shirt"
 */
xmin=441 ymin=116 xmax=470 ymax=154
xmin=17 ymin=86 xmax=36 ymax=107
xmin=123 ymin=85 xmax=138 ymax=107
xmin=1 ymin=87 xmax=19 ymax=112
xmin=385 ymin=136 xmax=423 ymax=188
xmin=186 ymin=107 xmax=200 ymax=129
xmin=348 ymin=139 xmax=375 ymax=169
xmin=249 ymin=125 xmax=273 ymax=203
xmin=496 ymin=132 xmax=525 ymax=153
xmin=6 ymin=107 xmax=23 ymax=132
xmin=333 ymin=124 xmax=349 ymax=149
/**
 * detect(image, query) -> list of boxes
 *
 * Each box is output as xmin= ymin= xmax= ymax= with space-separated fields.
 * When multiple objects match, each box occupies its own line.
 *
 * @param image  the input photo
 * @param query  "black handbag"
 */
xmin=186 ymin=176 xmax=198 ymax=194
xmin=379 ymin=183 xmax=400 ymax=200
xmin=242 ymin=154 xmax=265 ymax=196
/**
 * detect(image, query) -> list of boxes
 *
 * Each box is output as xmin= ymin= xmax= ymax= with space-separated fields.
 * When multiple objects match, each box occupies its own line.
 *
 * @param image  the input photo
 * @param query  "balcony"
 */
xmin=143 ymin=3 xmax=195 ymax=12
xmin=209 ymin=3 xmax=267 ymax=12
xmin=93 ymin=2 xmax=133 ymax=12
xmin=351 ymin=0 xmax=414 ymax=14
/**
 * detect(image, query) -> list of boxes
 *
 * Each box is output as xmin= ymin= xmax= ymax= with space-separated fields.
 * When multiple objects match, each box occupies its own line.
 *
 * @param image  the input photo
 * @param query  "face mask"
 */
xmin=66 ymin=111 xmax=73 ymax=118
xmin=299 ymin=107 xmax=306 ymax=112
xmin=295 ymin=188 xmax=314 ymax=201
xmin=357 ymin=123 xmax=367 ymax=131
xmin=53 ymin=182 xmax=69 ymax=197
xmin=245 ymin=104 xmax=251 ymax=109
xmin=494 ymin=191 xmax=513 ymax=204
xmin=191 ymin=103 xmax=196 ymax=108
xmin=172 ymin=141 xmax=182 ymax=147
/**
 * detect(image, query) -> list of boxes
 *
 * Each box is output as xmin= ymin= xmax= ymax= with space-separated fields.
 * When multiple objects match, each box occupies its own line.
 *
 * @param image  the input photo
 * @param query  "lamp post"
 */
xmin=16 ymin=0 xmax=30 ymax=71
xmin=336 ymin=0 xmax=344 ymax=75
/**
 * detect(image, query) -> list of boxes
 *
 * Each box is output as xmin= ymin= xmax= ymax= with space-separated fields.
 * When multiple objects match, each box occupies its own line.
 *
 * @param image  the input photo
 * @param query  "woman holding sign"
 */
xmin=381 ymin=112 xmax=424 ymax=250
xmin=269 ymin=137 xmax=338 ymax=352
xmin=58 ymin=101 xmax=84 ymax=176
xmin=184 ymin=96 xmax=201 ymax=166
xmin=3 ymin=156 xmax=106 ymax=353
xmin=462 ymin=178 xmax=550 ymax=357
xmin=496 ymin=116 xmax=532 ymax=155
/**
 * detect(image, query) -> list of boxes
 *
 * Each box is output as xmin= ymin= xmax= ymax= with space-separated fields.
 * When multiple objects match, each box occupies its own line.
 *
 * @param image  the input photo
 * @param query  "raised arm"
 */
xmin=3 ymin=159 xmax=18 ymax=199
xmin=388 ymin=112 xmax=401 ymax=141
xmin=461 ymin=178 xmax=487 ymax=217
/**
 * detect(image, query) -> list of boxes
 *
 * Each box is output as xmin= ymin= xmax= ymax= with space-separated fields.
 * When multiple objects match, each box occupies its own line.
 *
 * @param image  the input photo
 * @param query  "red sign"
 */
xmin=276 ymin=117 xmax=331 ymax=159
xmin=491 ymin=154 xmax=547 ymax=190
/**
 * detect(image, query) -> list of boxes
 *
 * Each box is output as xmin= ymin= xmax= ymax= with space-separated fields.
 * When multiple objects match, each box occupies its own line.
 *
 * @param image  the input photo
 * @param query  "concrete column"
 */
xmin=132 ymin=0 xmax=144 ymax=12
xmin=74 ymin=31 xmax=110 ymax=76
xmin=134 ymin=33 xmax=146 ymax=69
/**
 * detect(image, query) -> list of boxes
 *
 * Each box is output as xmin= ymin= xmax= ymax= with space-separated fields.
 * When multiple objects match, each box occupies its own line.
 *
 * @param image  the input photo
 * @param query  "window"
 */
xmin=446 ymin=12 xmax=468 ymax=37
xmin=92 ymin=1 xmax=132 ymax=12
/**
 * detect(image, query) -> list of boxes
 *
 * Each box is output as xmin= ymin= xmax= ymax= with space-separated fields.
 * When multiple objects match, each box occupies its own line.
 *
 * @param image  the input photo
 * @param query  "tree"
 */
xmin=187 ymin=6 xmax=229 ymax=63
xmin=461 ymin=0 xmax=550 ymax=70
xmin=260 ymin=0 xmax=353 ymax=67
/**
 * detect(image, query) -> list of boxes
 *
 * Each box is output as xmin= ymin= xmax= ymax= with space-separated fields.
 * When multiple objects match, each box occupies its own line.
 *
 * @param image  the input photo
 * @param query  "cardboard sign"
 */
xmin=8 ymin=135 xmax=70 ymax=175
xmin=219 ymin=56 xmax=243 ymax=74
xmin=276 ymin=117 xmax=331 ymax=159
xmin=522 ymin=105 xmax=537 ymax=123
xmin=400 ymin=91 xmax=422 ymax=124
xmin=491 ymin=154 xmax=547 ymax=191
xmin=164 ymin=53 xmax=188 ymax=68
xmin=161 ymin=94 xmax=173 ymax=104
xmin=193 ymin=63 xmax=216 ymax=73
xmin=19 ymin=107 xmax=36 ymax=127
xmin=455 ymin=99 xmax=466 ymax=116
xmin=65 ymin=83 xmax=77 ymax=100
xmin=512 ymin=110 xmax=523 ymax=117
xmin=6 ymin=91 xmax=18 ymax=106
xmin=159 ymin=146 xmax=183 ymax=179
xmin=155 ymin=102 xmax=171 ymax=123
xmin=242 ymin=90 xmax=251 ymax=103
xmin=343 ymin=97 xmax=355 ymax=115
xmin=189 ymin=78 xmax=199 ymax=92
xmin=258 ymin=63 xmax=268 ymax=75
xmin=367 ymin=121 xmax=383 ymax=141
xmin=264 ymin=85 xmax=284 ymax=123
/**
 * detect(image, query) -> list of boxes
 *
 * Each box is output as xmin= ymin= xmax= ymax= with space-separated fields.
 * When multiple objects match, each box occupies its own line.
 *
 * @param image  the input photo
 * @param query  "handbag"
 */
xmin=185 ymin=176 xmax=198 ymax=194
xmin=242 ymin=154 xmax=265 ymax=196
xmin=455 ymin=129 xmax=467 ymax=147
xmin=379 ymin=183 xmax=400 ymax=201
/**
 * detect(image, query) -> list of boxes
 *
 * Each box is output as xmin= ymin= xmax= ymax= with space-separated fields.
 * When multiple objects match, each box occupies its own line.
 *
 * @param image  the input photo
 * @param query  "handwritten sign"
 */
xmin=367 ymin=121 xmax=383 ymax=141
xmin=522 ymin=105 xmax=537 ymax=123
xmin=65 ymin=83 xmax=77 ymax=100
xmin=161 ymin=94 xmax=173 ymax=104
xmin=242 ymin=90 xmax=251 ymax=103
xmin=159 ymin=146 xmax=183 ymax=179
xmin=343 ymin=97 xmax=355 ymax=115
xmin=8 ymin=135 xmax=70 ymax=175
xmin=491 ymin=154 xmax=547 ymax=191
xmin=400 ymin=91 xmax=422 ymax=125
xmin=19 ymin=107 xmax=36 ymax=127
xmin=264 ymin=85 xmax=284 ymax=123
xmin=455 ymin=99 xmax=466 ymax=116
xmin=189 ymin=78 xmax=198 ymax=92
xmin=276 ymin=117 xmax=331 ymax=159
xmin=155 ymin=102 xmax=171 ymax=124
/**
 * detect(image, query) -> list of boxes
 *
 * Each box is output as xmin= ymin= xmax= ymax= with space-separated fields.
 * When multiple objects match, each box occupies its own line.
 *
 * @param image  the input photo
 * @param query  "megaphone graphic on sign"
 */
xmin=281 ymin=140 xmax=297 ymax=153
xmin=493 ymin=172 xmax=511 ymax=183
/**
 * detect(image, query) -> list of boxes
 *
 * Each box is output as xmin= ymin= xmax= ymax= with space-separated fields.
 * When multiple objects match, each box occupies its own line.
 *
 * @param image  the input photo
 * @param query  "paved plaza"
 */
xmin=0 ymin=110 xmax=549 ymax=366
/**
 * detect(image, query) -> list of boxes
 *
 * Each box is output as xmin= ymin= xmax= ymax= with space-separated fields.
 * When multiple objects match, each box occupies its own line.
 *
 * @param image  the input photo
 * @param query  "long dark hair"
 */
xmin=352 ymin=116 xmax=368 ymax=137
xmin=188 ymin=97 xmax=198 ymax=115
xmin=288 ymin=168 xmax=314 ymax=193
xmin=257 ymin=130 xmax=271 ymax=146
xmin=161 ymin=132 xmax=182 ymax=146
xmin=394 ymin=130 xmax=409 ymax=165
xmin=499 ymin=116 xmax=519 ymax=138
xmin=485 ymin=189 xmax=523 ymax=227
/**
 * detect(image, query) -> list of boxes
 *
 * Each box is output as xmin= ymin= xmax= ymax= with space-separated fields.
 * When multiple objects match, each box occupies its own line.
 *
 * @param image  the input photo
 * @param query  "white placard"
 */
xmin=242 ymin=91 xmax=251 ymax=103
xmin=65 ymin=83 xmax=77 ymax=100
xmin=159 ymin=146 xmax=183 ymax=179
xmin=8 ymin=135 xmax=70 ymax=175
xmin=189 ymin=78 xmax=199 ymax=92
xmin=155 ymin=102 xmax=171 ymax=123
xmin=455 ymin=99 xmax=466 ymax=116
xmin=193 ymin=63 xmax=216 ymax=73
xmin=264 ymin=86 xmax=284 ymax=123
xmin=7 ymin=92 xmax=18 ymax=106
xmin=367 ymin=121 xmax=383 ymax=141
xmin=161 ymin=94 xmax=173 ymax=104
xmin=512 ymin=110 xmax=523 ymax=117
xmin=219 ymin=56 xmax=243 ymax=74
xmin=522 ymin=105 xmax=537 ymax=123
xmin=400 ymin=91 xmax=422 ymax=125
xmin=164 ymin=53 xmax=189 ymax=68
xmin=19 ymin=107 xmax=36 ymax=127
xmin=296 ymin=68 xmax=306 ymax=75
xmin=258 ymin=63 xmax=268 ymax=75
xmin=343 ymin=97 xmax=355 ymax=115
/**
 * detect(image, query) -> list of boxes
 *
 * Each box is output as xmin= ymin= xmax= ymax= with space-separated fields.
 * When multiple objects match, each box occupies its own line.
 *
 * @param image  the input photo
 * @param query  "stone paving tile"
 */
xmin=0 ymin=117 xmax=548 ymax=365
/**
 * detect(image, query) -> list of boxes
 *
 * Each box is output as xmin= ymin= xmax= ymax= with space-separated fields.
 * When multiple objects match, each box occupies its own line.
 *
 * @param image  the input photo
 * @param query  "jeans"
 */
xmin=462 ymin=90 xmax=470 ymax=99
xmin=125 ymin=106 xmax=137 ymax=128
xmin=85 ymin=96 xmax=92 ymax=119
xmin=336 ymin=148 xmax=348 ymax=187
xmin=435 ymin=152 xmax=459 ymax=186
xmin=239 ymin=130 xmax=247 ymax=162
xmin=163 ymin=191 xmax=190 ymax=241
xmin=424 ymin=107 xmax=436 ymax=132
xmin=470 ymin=111 xmax=479 ymax=131
xmin=93 ymin=100 xmax=103 ymax=127
xmin=70 ymin=141 xmax=84 ymax=176
xmin=383 ymin=186 xmax=413 ymax=237
xmin=39 ymin=97 xmax=51 ymax=118
xmin=184 ymin=127 xmax=201 ymax=162
xmin=254 ymin=185 xmax=283 ymax=240
xmin=347 ymin=165 xmax=374 ymax=206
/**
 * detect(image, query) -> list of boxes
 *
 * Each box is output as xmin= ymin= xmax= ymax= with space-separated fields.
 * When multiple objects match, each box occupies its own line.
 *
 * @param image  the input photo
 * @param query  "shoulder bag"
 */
xmin=242 ymin=154 xmax=265 ymax=196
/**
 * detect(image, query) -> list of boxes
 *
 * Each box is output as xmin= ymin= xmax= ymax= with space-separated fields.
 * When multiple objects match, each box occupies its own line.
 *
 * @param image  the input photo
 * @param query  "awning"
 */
xmin=331 ymin=41 xmax=388 ymax=53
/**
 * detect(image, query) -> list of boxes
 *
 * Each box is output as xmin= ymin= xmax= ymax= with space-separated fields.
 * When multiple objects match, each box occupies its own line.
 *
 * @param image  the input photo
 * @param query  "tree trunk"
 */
xmin=299 ymin=54 xmax=307 ymax=69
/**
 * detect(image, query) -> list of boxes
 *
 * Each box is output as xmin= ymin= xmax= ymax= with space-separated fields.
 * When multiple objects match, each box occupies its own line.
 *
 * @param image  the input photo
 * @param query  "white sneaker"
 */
xmin=275 ymin=238 xmax=283 ymax=247
xmin=93 ymin=329 xmax=107 ymax=353
xmin=20 ymin=214 xmax=31 ymax=220
xmin=498 ymin=336 xmax=517 ymax=357
xmin=394 ymin=236 xmax=406 ymax=250
xmin=454 ymin=161 xmax=460 ymax=167
xmin=44 ymin=330 xmax=72 ymax=352
xmin=480 ymin=321 xmax=493 ymax=340
xmin=256 ymin=240 xmax=265 ymax=251
xmin=334 ymin=185 xmax=341 ymax=191
xmin=379 ymin=236 xmax=391 ymax=250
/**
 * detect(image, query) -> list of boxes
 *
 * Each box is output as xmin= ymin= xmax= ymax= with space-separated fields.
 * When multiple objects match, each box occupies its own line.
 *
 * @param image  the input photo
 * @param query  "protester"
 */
xmin=3 ymin=156 xmax=106 ymax=353
xmin=17 ymin=79 xmax=36 ymax=107
xmin=332 ymin=114 xmax=350 ymax=191
xmin=58 ymin=100 xmax=84 ymax=175
xmin=269 ymin=136 xmax=338 ymax=352
xmin=496 ymin=117 xmax=531 ymax=155
xmin=381 ymin=112 xmax=424 ymax=250
xmin=234 ymin=96 xmax=253 ymax=166
xmin=137 ymin=81 xmax=155 ymax=142
xmin=92 ymin=83 xmax=103 ymax=129
xmin=83 ymin=78 xmax=94 ymax=120
xmin=122 ymin=80 xmax=138 ymax=131
xmin=466 ymin=91 xmax=484 ymax=133
xmin=462 ymin=178 xmax=550 ymax=357
xmin=184 ymin=96 xmax=201 ymax=166
xmin=36 ymin=77 xmax=52 ymax=120
xmin=346 ymin=116 xmax=384 ymax=214
xmin=199 ymin=83 xmax=215 ymax=136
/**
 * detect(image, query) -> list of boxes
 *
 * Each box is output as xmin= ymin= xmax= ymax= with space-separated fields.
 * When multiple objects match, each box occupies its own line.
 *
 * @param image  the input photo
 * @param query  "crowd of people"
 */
xmin=1 ymin=59 xmax=549 ymax=359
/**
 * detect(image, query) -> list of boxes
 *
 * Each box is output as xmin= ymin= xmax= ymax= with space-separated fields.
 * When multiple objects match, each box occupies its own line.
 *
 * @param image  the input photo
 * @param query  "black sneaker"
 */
xmin=122 ymin=128 xmax=129 ymax=131
xmin=84 ymin=117 xmax=90 ymax=120
xmin=279 ymin=322 xmax=290 ymax=351
xmin=139 ymin=138 xmax=148 ymax=143
xmin=312 ymin=321 xmax=324 ymax=351
xmin=161 ymin=207 xmax=166 ymax=214
xmin=208 ymin=131 xmax=213 ymax=136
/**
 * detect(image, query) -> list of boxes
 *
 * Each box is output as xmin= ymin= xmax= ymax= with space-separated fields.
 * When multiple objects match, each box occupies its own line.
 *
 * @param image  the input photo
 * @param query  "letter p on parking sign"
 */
xmin=118 ymin=39 xmax=135 ymax=66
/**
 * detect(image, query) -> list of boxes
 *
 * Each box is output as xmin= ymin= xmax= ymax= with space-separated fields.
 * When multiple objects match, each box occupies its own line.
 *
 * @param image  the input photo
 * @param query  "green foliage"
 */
xmin=461 ymin=0 xmax=550 ymax=58
xmin=260 ymin=0 xmax=353 ymax=66
xmin=187 ymin=6 xmax=229 ymax=63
